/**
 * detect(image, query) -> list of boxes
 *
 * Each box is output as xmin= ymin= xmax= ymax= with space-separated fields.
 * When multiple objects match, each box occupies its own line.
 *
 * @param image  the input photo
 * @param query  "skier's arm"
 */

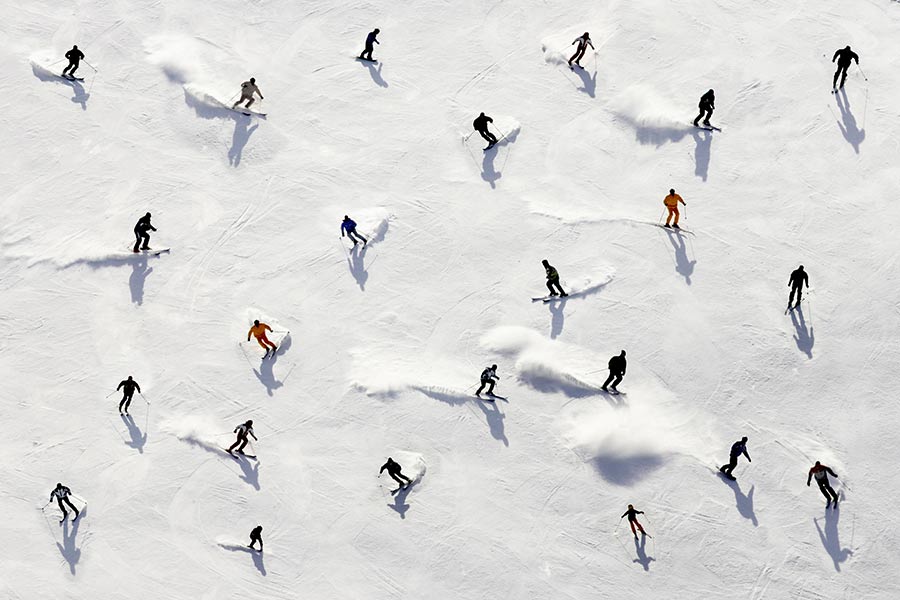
xmin=743 ymin=449 xmax=751 ymax=461
xmin=486 ymin=117 xmax=493 ymax=124
xmin=135 ymin=383 xmax=141 ymax=394
xmin=117 ymin=381 xmax=124 ymax=390
xmin=247 ymin=328 xmax=253 ymax=341
xmin=826 ymin=466 xmax=837 ymax=478
xmin=264 ymin=324 xmax=273 ymax=333
xmin=832 ymin=50 xmax=840 ymax=62
xmin=250 ymin=431 xmax=258 ymax=441
xmin=620 ymin=511 xmax=628 ymax=518
xmin=807 ymin=470 xmax=813 ymax=486
xmin=379 ymin=462 xmax=389 ymax=474
xmin=852 ymin=52 xmax=859 ymax=64
xmin=587 ymin=40 xmax=595 ymax=50
xmin=804 ymin=273 xmax=809 ymax=288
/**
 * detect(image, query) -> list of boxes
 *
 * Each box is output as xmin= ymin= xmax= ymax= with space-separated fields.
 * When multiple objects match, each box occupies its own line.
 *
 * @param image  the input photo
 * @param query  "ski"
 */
xmin=692 ymin=124 xmax=721 ymax=132
xmin=543 ymin=296 xmax=568 ymax=303
xmin=656 ymin=224 xmax=695 ymax=236
xmin=356 ymin=57 xmax=378 ymax=63
xmin=60 ymin=75 xmax=85 ymax=82
xmin=224 ymin=448 xmax=257 ymax=460
xmin=132 ymin=247 xmax=170 ymax=257
xmin=228 ymin=107 xmax=266 ymax=117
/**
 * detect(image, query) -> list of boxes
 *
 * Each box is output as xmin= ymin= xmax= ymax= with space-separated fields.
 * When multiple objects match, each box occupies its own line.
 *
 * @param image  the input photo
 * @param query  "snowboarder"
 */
xmin=247 ymin=320 xmax=277 ymax=356
xmin=379 ymin=457 xmax=412 ymax=489
xmin=473 ymin=112 xmax=498 ymax=150
xmin=601 ymin=350 xmax=627 ymax=393
xmin=663 ymin=189 xmax=687 ymax=229
xmin=341 ymin=215 xmax=368 ymax=247
xmin=621 ymin=504 xmax=648 ymax=539
xmin=807 ymin=461 xmax=840 ymax=508
xmin=568 ymin=32 xmax=594 ymax=68
xmin=228 ymin=420 xmax=257 ymax=455
xmin=248 ymin=525 xmax=264 ymax=552
xmin=692 ymin=89 xmax=715 ymax=127
xmin=116 ymin=375 xmax=141 ymax=415
xmin=360 ymin=29 xmax=380 ymax=61
xmin=788 ymin=265 xmax=809 ymax=310
xmin=542 ymin=259 xmax=567 ymax=297
xmin=133 ymin=212 xmax=156 ymax=253
xmin=719 ymin=436 xmax=750 ymax=479
xmin=50 ymin=483 xmax=79 ymax=523
xmin=475 ymin=364 xmax=500 ymax=398
xmin=61 ymin=45 xmax=85 ymax=79
xmin=232 ymin=77 xmax=264 ymax=110
xmin=832 ymin=46 xmax=859 ymax=91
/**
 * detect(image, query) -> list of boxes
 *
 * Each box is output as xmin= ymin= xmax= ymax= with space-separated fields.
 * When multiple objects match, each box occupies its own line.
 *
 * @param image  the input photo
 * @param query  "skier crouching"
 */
xmin=379 ymin=457 xmax=412 ymax=490
xmin=233 ymin=77 xmax=264 ymax=110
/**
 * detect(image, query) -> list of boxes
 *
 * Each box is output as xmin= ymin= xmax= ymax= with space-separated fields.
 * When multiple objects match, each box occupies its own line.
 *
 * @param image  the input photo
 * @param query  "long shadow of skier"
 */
xmin=548 ymin=297 xmax=566 ymax=339
xmin=475 ymin=397 xmax=508 ymax=446
xmin=573 ymin=66 xmax=597 ymax=98
xmin=388 ymin=481 xmax=416 ymax=518
xmin=253 ymin=335 xmax=292 ymax=395
xmin=229 ymin=117 xmax=259 ymax=167
xmin=31 ymin=63 xmax=90 ymax=110
xmin=56 ymin=508 xmax=85 ymax=575
xmin=235 ymin=455 xmax=261 ymax=491
xmin=218 ymin=543 xmax=267 ymax=575
xmin=719 ymin=473 xmax=758 ymax=526
xmin=179 ymin=436 xmax=260 ymax=489
xmin=665 ymin=229 xmax=696 ymax=285
xmin=691 ymin=128 xmax=712 ymax=181
xmin=358 ymin=59 xmax=388 ymax=88
xmin=348 ymin=245 xmax=371 ymax=290
xmin=633 ymin=535 xmax=655 ymax=571
xmin=121 ymin=414 xmax=147 ymax=453
xmin=814 ymin=507 xmax=853 ymax=571
xmin=480 ymin=129 xmax=519 ymax=189
xmin=790 ymin=306 xmax=814 ymax=359
xmin=835 ymin=89 xmax=864 ymax=154
xmin=129 ymin=253 xmax=153 ymax=305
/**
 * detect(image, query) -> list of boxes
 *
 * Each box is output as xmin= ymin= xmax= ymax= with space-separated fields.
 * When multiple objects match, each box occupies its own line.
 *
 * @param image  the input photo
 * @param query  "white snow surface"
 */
xmin=3 ymin=0 xmax=900 ymax=597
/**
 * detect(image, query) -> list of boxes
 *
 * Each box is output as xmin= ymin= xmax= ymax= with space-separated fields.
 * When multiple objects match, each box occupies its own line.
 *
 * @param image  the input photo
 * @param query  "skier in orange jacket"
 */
xmin=247 ymin=320 xmax=277 ymax=357
xmin=663 ymin=189 xmax=686 ymax=228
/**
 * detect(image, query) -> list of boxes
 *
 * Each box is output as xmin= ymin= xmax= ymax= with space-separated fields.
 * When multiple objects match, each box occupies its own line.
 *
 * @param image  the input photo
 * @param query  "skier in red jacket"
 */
xmin=807 ymin=461 xmax=840 ymax=508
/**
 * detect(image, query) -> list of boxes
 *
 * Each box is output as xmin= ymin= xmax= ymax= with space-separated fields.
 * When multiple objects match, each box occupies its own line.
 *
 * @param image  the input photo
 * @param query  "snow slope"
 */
xmin=3 ymin=0 xmax=900 ymax=597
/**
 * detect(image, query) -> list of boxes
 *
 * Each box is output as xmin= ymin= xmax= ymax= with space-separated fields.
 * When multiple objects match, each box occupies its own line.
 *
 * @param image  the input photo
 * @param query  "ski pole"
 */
xmin=140 ymin=392 xmax=150 ymax=405
xmin=658 ymin=209 xmax=666 ymax=224
xmin=104 ymin=390 xmax=116 ymax=398
xmin=857 ymin=64 xmax=867 ymax=81
xmin=40 ymin=500 xmax=51 ymax=511
xmin=84 ymin=60 xmax=98 ymax=73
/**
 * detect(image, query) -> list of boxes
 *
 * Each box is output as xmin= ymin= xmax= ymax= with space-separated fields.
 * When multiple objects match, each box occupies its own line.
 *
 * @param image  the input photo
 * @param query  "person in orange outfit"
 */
xmin=247 ymin=319 xmax=277 ymax=357
xmin=663 ymin=188 xmax=687 ymax=229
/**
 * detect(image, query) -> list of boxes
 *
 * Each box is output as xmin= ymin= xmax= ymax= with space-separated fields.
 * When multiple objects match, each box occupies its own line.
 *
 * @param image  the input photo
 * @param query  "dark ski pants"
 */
xmin=817 ymin=480 xmax=839 ymax=504
xmin=249 ymin=536 xmax=263 ymax=551
xmin=476 ymin=379 xmax=495 ymax=395
xmin=546 ymin=279 xmax=566 ymax=296
xmin=721 ymin=455 xmax=739 ymax=476
xmin=360 ymin=45 xmax=374 ymax=60
xmin=602 ymin=372 xmax=623 ymax=391
xmin=478 ymin=129 xmax=498 ymax=145
xmin=389 ymin=472 xmax=411 ymax=487
xmin=57 ymin=497 xmax=79 ymax=519
xmin=233 ymin=95 xmax=256 ymax=109
xmin=569 ymin=46 xmax=587 ymax=66
xmin=229 ymin=436 xmax=250 ymax=453
xmin=629 ymin=519 xmax=646 ymax=537
xmin=347 ymin=229 xmax=367 ymax=246
xmin=62 ymin=61 xmax=79 ymax=76
xmin=693 ymin=107 xmax=713 ymax=126
xmin=119 ymin=393 xmax=134 ymax=413
xmin=788 ymin=285 xmax=803 ymax=307
xmin=833 ymin=65 xmax=849 ymax=89
xmin=134 ymin=230 xmax=150 ymax=252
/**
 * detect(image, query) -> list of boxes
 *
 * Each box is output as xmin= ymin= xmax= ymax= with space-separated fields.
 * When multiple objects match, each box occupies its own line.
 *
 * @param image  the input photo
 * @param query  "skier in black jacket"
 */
xmin=807 ymin=461 xmax=840 ymax=508
xmin=832 ymin=46 xmax=859 ymax=91
xmin=62 ymin=45 xmax=85 ymax=78
xmin=116 ymin=375 xmax=141 ymax=415
xmin=360 ymin=29 xmax=380 ymax=61
xmin=621 ymin=504 xmax=649 ymax=539
xmin=568 ymin=32 xmax=594 ymax=68
xmin=693 ymin=89 xmax=715 ymax=127
xmin=720 ymin=437 xmax=750 ymax=479
xmin=473 ymin=112 xmax=498 ymax=149
xmin=249 ymin=525 xmax=264 ymax=552
xmin=50 ymin=483 xmax=80 ymax=523
xmin=228 ymin=420 xmax=257 ymax=455
xmin=476 ymin=364 xmax=499 ymax=398
xmin=788 ymin=265 xmax=809 ymax=310
xmin=542 ymin=259 xmax=567 ymax=297
xmin=379 ymin=457 xmax=412 ymax=489
xmin=133 ymin=212 xmax=156 ymax=253
xmin=601 ymin=350 xmax=626 ymax=393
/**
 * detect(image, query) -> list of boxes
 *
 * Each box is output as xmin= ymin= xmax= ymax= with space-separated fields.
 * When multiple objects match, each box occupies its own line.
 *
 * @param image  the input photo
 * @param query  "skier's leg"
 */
xmin=601 ymin=373 xmax=614 ymax=391
xmin=124 ymin=395 xmax=132 ymax=413
xmin=57 ymin=499 xmax=68 ymax=520
xmin=672 ymin=206 xmax=680 ymax=226
xmin=636 ymin=520 xmax=646 ymax=535
xmin=256 ymin=336 xmax=269 ymax=351
xmin=693 ymin=110 xmax=703 ymax=126
xmin=823 ymin=482 xmax=839 ymax=503
xmin=788 ymin=287 xmax=797 ymax=307
xmin=119 ymin=395 xmax=127 ymax=413
xmin=703 ymin=108 xmax=712 ymax=125
xmin=476 ymin=381 xmax=486 ymax=395
xmin=140 ymin=233 xmax=150 ymax=250
xmin=840 ymin=67 xmax=848 ymax=89
xmin=486 ymin=380 xmax=496 ymax=395
xmin=246 ymin=98 xmax=255 ymax=108
xmin=487 ymin=132 xmax=498 ymax=144
xmin=612 ymin=374 xmax=623 ymax=391
xmin=133 ymin=232 xmax=141 ymax=253
xmin=546 ymin=280 xmax=557 ymax=295
xmin=629 ymin=521 xmax=637 ymax=537
xmin=64 ymin=498 xmax=79 ymax=519
xmin=390 ymin=473 xmax=404 ymax=486
xmin=833 ymin=68 xmax=841 ymax=89
xmin=70 ymin=63 xmax=79 ymax=76
xmin=568 ymin=49 xmax=579 ymax=65
xmin=228 ymin=439 xmax=240 ymax=453
xmin=796 ymin=287 xmax=802 ymax=305
xmin=237 ymin=438 xmax=248 ymax=453
xmin=817 ymin=481 xmax=831 ymax=501
xmin=555 ymin=281 xmax=568 ymax=296
xmin=358 ymin=232 xmax=368 ymax=245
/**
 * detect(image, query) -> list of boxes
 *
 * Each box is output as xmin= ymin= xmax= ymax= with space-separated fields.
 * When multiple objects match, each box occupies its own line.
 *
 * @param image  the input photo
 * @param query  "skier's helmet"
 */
xmin=250 ymin=77 xmax=256 ymax=84
xmin=669 ymin=189 xmax=675 ymax=195
xmin=246 ymin=420 xmax=254 ymax=427
xmin=741 ymin=436 xmax=748 ymax=442
xmin=798 ymin=265 xmax=804 ymax=271
xmin=374 ymin=28 xmax=380 ymax=34
xmin=56 ymin=482 xmax=62 ymax=488
xmin=254 ymin=320 xmax=260 ymax=326
xmin=491 ymin=364 xmax=497 ymax=370
xmin=583 ymin=32 xmax=590 ymax=38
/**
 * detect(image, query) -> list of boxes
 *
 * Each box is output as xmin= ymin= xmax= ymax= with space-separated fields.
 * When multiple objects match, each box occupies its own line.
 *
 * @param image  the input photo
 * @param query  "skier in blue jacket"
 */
xmin=341 ymin=216 xmax=367 ymax=246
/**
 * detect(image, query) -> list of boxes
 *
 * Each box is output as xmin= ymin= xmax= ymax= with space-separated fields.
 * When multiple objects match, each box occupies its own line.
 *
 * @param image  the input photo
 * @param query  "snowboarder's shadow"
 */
xmin=719 ymin=473 xmax=758 ymax=526
xmin=665 ymin=229 xmax=696 ymax=285
xmin=573 ymin=66 xmax=597 ymax=98
xmin=548 ymin=297 xmax=566 ymax=339
xmin=129 ymin=253 xmax=153 ymax=305
xmin=691 ymin=128 xmax=711 ymax=182
xmin=229 ymin=117 xmax=259 ymax=167
xmin=632 ymin=535 xmax=655 ymax=571
xmin=121 ymin=414 xmax=147 ymax=453
xmin=235 ymin=455 xmax=261 ymax=490
xmin=790 ymin=305 xmax=814 ymax=359
xmin=348 ymin=244 xmax=370 ymax=290
xmin=56 ymin=507 xmax=85 ymax=575
xmin=814 ymin=507 xmax=853 ymax=571
xmin=358 ymin=59 xmax=388 ymax=88
xmin=388 ymin=481 xmax=415 ymax=518
xmin=834 ymin=88 xmax=864 ymax=153
xmin=253 ymin=335 xmax=292 ymax=395
xmin=475 ymin=397 xmax=508 ymax=446
xmin=30 ymin=63 xmax=90 ymax=109
xmin=218 ymin=543 xmax=267 ymax=576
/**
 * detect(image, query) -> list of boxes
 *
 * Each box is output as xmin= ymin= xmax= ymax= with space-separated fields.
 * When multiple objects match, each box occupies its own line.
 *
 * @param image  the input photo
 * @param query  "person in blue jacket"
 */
xmin=360 ymin=29 xmax=380 ymax=61
xmin=341 ymin=215 xmax=368 ymax=246
xmin=719 ymin=436 xmax=750 ymax=479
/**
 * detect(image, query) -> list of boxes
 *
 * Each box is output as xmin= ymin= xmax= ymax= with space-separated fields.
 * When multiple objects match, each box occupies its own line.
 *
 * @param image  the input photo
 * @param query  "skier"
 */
xmin=807 ymin=461 xmax=840 ymax=508
xmin=61 ymin=45 xmax=85 ymax=79
xmin=692 ymin=89 xmax=715 ymax=127
xmin=248 ymin=525 xmax=264 ymax=552
xmin=133 ymin=212 xmax=156 ymax=253
xmin=475 ymin=364 xmax=500 ymax=399
xmin=379 ymin=457 xmax=412 ymax=489
xmin=228 ymin=420 xmax=258 ymax=455
xmin=473 ymin=112 xmax=499 ymax=150
xmin=831 ymin=45 xmax=860 ymax=91
xmin=788 ymin=265 xmax=809 ymax=310
xmin=247 ymin=320 xmax=277 ymax=357
xmin=601 ymin=350 xmax=626 ymax=393
xmin=116 ymin=375 xmax=141 ymax=415
xmin=542 ymin=259 xmax=567 ymax=297
xmin=232 ymin=77 xmax=264 ymax=110
xmin=567 ymin=32 xmax=594 ymax=68
xmin=663 ymin=189 xmax=687 ymax=229
xmin=621 ymin=504 xmax=648 ymax=539
xmin=341 ymin=215 xmax=368 ymax=247
xmin=360 ymin=28 xmax=380 ymax=61
xmin=719 ymin=436 xmax=750 ymax=479
xmin=50 ymin=483 xmax=80 ymax=523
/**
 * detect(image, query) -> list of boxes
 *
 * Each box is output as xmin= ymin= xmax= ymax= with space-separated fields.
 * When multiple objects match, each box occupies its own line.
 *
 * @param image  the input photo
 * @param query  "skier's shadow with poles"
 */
xmin=358 ymin=59 xmax=388 ymax=88
xmin=664 ymin=229 xmax=696 ymax=285
xmin=389 ymin=483 xmax=415 ymax=519
xmin=56 ymin=508 xmax=86 ymax=575
xmin=548 ymin=297 xmax=567 ymax=339
xmin=229 ymin=116 xmax=259 ymax=167
xmin=475 ymin=397 xmax=509 ymax=447
xmin=219 ymin=543 xmax=267 ymax=576
xmin=129 ymin=253 xmax=153 ymax=305
xmin=234 ymin=454 xmax=261 ymax=491
xmin=572 ymin=65 xmax=597 ymax=98
xmin=790 ymin=305 xmax=814 ymax=359
xmin=30 ymin=63 xmax=90 ymax=110
xmin=814 ymin=507 xmax=853 ymax=571
xmin=719 ymin=475 xmax=758 ymax=526
xmin=479 ymin=128 xmax=518 ymax=189
xmin=347 ymin=245 xmax=371 ymax=291
xmin=633 ymin=535 xmax=655 ymax=571
xmin=834 ymin=88 xmax=864 ymax=154
xmin=253 ymin=335 xmax=292 ymax=395
xmin=121 ymin=413 xmax=147 ymax=453
xmin=691 ymin=128 xmax=712 ymax=181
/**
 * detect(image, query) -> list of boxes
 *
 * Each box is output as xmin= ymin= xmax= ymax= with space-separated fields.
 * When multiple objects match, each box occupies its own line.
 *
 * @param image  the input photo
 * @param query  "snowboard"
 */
xmin=693 ymin=123 xmax=721 ymax=132
xmin=717 ymin=469 xmax=736 ymax=481
xmin=356 ymin=57 xmax=378 ymax=63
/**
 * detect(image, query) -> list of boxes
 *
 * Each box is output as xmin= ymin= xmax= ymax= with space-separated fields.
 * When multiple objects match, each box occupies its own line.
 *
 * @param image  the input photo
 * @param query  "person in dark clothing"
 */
xmin=473 ymin=112 xmax=498 ymax=149
xmin=832 ymin=46 xmax=859 ymax=90
xmin=360 ymin=29 xmax=380 ymax=61
xmin=720 ymin=436 xmax=750 ymax=479
xmin=541 ymin=259 xmax=567 ymax=297
xmin=807 ymin=461 xmax=840 ymax=508
xmin=133 ymin=212 xmax=156 ymax=253
xmin=379 ymin=457 xmax=412 ymax=489
xmin=50 ymin=483 xmax=80 ymax=523
xmin=249 ymin=525 xmax=264 ymax=552
xmin=116 ymin=375 xmax=141 ymax=415
xmin=62 ymin=45 xmax=85 ymax=78
xmin=601 ymin=350 xmax=627 ymax=393
xmin=341 ymin=215 xmax=368 ymax=246
xmin=621 ymin=504 xmax=648 ymax=539
xmin=228 ymin=420 xmax=257 ymax=455
xmin=788 ymin=265 xmax=809 ymax=310
xmin=692 ymin=89 xmax=715 ymax=127
xmin=568 ymin=32 xmax=594 ymax=68
xmin=475 ymin=364 xmax=499 ymax=398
